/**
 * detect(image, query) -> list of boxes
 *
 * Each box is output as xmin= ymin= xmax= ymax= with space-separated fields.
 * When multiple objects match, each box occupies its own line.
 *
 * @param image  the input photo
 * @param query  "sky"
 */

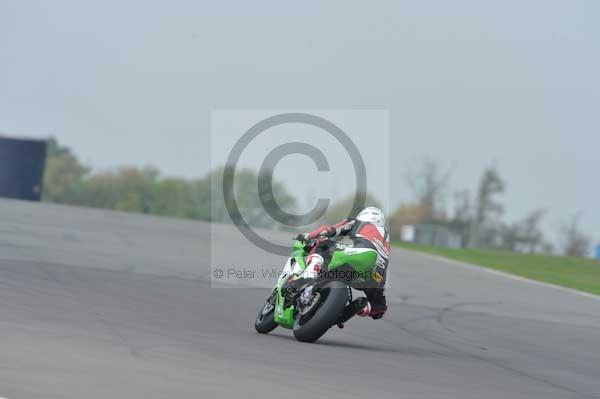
xmin=1 ymin=1 xmax=598 ymax=248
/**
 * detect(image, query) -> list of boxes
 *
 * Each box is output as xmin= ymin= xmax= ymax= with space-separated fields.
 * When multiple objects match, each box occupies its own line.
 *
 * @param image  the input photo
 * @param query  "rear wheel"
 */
xmin=293 ymin=281 xmax=348 ymax=343
xmin=254 ymin=292 xmax=277 ymax=334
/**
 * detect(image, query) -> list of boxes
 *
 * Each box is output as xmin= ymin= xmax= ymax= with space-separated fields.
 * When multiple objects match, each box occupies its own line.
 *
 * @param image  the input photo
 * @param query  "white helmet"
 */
xmin=356 ymin=207 xmax=385 ymax=228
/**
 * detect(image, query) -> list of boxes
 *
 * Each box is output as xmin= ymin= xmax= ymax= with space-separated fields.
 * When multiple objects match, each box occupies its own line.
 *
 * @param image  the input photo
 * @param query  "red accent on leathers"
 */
xmin=356 ymin=223 xmax=391 ymax=254
xmin=356 ymin=223 xmax=384 ymax=242
xmin=305 ymin=219 xmax=351 ymax=240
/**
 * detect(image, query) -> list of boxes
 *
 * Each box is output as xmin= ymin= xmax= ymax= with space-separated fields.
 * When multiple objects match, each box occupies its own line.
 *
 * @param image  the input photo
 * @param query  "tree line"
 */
xmin=42 ymin=139 xmax=594 ymax=258
xmin=388 ymin=156 xmax=593 ymax=257
xmin=42 ymin=139 xmax=295 ymax=227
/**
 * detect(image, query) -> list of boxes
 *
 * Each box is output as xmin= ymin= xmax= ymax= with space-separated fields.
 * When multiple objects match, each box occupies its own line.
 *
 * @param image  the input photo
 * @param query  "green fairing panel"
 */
xmin=291 ymin=241 xmax=308 ymax=271
xmin=274 ymin=242 xmax=307 ymax=328
xmin=274 ymin=287 xmax=295 ymax=328
xmin=274 ymin=305 xmax=295 ymax=328
xmin=328 ymin=248 xmax=377 ymax=273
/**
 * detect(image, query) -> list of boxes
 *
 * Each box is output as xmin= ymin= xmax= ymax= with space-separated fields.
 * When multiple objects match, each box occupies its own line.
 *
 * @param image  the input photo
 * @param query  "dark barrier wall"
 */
xmin=0 ymin=137 xmax=48 ymax=201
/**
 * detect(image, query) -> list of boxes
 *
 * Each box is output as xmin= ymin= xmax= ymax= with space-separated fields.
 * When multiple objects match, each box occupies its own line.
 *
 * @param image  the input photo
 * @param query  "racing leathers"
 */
xmin=296 ymin=218 xmax=391 ymax=320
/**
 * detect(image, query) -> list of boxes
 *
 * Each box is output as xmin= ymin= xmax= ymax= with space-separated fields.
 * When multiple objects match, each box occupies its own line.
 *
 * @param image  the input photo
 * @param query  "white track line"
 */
xmin=403 ymin=248 xmax=600 ymax=302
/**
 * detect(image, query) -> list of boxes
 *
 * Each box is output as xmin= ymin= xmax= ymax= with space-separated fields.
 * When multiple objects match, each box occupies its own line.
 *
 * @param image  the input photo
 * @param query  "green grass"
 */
xmin=395 ymin=242 xmax=600 ymax=296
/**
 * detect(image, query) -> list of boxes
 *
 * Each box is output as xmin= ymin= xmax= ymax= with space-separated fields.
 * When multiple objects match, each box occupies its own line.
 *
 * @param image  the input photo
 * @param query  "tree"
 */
xmin=469 ymin=164 xmax=505 ymax=248
xmin=42 ymin=138 xmax=89 ymax=203
xmin=150 ymin=177 xmax=200 ymax=218
xmin=559 ymin=212 xmax=591 ymax=257
xmin=448 ymin=189 xmax=472 ymax=247
xmin=404 ymin=156 xmax=453 ymax=223
xmin=519 ymin=209 xmax=547 ymax=253
xmin=499 ymin=209 xmax=546 ymax=253
xmin=211 ymin=166 xmax=298 ymax=229
xmin=78 ymin=166 xmax=159 ymax=213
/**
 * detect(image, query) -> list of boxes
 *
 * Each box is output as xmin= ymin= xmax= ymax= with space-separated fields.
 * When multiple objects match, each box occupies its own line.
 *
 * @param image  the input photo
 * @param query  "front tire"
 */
xmin=255 ymin=294 xmax=278 ymax=334
xmin=293 ymin=281 xmax=348 ymax=343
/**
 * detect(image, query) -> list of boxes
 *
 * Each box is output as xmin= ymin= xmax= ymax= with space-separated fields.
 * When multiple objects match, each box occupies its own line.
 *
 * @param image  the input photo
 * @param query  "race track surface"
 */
xmin=1 ymin=199 xmax=599 ymax=399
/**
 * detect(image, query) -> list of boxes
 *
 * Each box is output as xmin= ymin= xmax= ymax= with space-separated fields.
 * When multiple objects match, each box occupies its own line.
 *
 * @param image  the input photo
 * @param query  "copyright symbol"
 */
xmin=213 ymin=269 xmax=224 ymax=278
xmin=223 ymin=113 xmax=367 ymax=256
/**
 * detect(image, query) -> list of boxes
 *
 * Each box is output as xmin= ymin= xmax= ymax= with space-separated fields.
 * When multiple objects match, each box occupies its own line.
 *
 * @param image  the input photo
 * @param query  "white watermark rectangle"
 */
xmin=209 ymin=110 xmax=390 ymax=289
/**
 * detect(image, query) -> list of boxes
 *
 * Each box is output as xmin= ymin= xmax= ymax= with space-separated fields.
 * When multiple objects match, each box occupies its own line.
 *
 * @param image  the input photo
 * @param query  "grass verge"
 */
xmin=395 ymin=242 xmax=600 ymax=296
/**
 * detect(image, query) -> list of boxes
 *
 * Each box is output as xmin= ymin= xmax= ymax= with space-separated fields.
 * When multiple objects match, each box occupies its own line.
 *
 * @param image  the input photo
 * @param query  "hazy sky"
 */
xmin=1 ymin=1 xmax=598 ymax=246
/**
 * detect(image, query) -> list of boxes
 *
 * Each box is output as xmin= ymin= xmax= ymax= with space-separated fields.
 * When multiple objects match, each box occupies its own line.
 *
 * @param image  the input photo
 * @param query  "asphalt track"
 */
xmin=1 ymin=198 xmax=599 ymax=399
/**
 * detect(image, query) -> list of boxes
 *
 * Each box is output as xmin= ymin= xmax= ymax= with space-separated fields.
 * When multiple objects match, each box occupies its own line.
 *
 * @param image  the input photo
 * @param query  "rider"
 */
xmin=295 ymin=206 xmax=390 ymax=321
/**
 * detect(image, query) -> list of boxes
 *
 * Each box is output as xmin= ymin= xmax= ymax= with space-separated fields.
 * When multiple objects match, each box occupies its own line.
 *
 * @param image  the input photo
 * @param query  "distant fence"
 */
xmin=0 ymin=136 xmax=47 ymax=201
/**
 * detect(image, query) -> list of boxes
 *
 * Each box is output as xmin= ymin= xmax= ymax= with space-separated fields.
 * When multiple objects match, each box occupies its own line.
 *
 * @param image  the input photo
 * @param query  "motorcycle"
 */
xmin=254 ymin=238 xmax=377 ymax=343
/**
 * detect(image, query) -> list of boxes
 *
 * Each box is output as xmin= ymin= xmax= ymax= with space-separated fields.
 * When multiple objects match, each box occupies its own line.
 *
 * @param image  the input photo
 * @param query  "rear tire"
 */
xmin=293 ymin=281 xmax=348 ymax=343
xmin=255 ymin=295 xmax=277 ymax=334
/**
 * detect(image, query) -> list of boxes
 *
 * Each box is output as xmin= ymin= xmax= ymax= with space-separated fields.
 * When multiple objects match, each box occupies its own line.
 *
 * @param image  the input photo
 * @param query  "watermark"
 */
xmin=222 ymin=113 xmax=367 ymax=256
xmin=210 ymin=111 xmax=390 ymax=288
xmin=213 ymin=267 xmax=283 ymax=281
xmin=212 ymin=266 xmax=378 ymax=284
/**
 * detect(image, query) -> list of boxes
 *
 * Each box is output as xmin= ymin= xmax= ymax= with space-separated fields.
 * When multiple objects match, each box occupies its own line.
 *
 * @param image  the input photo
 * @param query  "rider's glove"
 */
xmin=294 ymin=233 xmax=308 ymax=243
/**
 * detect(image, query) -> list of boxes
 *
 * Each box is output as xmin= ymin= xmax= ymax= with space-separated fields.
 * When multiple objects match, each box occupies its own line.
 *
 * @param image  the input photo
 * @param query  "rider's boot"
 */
xmin=336 ymin=297 xmax=370 ymax=327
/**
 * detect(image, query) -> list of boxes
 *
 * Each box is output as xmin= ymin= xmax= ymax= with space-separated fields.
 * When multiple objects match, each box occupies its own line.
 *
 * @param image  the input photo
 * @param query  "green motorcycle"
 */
xmin=254 ymin=238 xmax=378 ymax=343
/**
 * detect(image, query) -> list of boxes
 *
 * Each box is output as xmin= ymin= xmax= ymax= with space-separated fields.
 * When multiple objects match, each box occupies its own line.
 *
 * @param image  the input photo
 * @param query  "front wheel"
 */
xmin=293 ymin=281 xmax=348 ymax=343
xmin=254 ymin=292 xmax=277 ymax=334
